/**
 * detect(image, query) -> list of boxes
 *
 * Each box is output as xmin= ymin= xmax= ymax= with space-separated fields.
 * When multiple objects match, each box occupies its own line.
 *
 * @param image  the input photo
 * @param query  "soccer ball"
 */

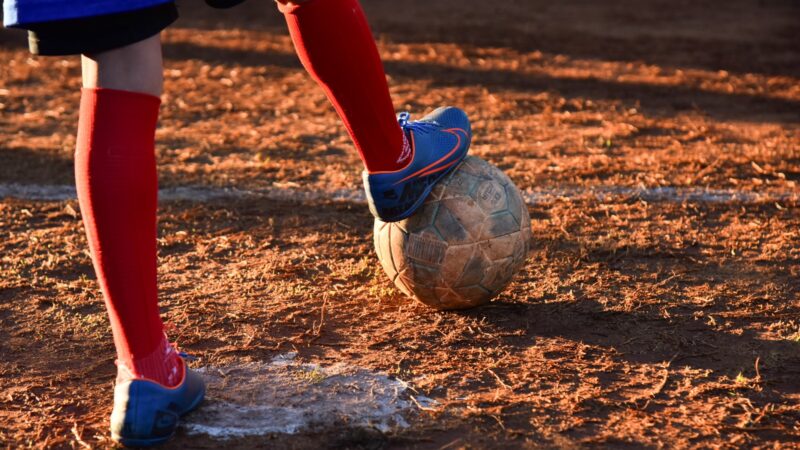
xmin=373 ymin=156 xmax=531 ymax=310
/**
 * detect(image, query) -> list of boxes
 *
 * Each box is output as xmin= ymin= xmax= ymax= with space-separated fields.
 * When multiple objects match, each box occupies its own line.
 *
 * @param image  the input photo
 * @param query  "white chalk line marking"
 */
xmin=0 ymin=183 xmax=796 ymax=205
xmin=182 ymin=353 xmax=436 ymax=438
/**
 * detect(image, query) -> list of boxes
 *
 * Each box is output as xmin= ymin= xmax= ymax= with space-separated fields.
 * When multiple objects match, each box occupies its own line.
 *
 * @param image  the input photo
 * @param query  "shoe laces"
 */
xmin=398 ymin=112 xmax=440 ymax=134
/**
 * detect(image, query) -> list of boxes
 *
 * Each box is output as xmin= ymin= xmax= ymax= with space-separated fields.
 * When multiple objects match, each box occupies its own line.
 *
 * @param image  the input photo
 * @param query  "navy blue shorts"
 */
xmin=4 ymin=2 xmax=177 ymax=55
xmin=4 ymin=0 xmax=172 ymax=27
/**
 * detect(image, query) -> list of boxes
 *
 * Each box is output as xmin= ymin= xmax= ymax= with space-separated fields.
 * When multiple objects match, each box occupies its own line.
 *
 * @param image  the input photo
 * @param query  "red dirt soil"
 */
xmin=1 ymin=0 xmax=799 ymax=448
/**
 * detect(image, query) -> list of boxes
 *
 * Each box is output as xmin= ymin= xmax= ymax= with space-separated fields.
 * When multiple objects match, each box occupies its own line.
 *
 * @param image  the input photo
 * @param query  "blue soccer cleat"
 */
xmin=110 ymin=357 xmax=206 ymax=447
xmin=363 ymin=107 xmax=472 ymax=222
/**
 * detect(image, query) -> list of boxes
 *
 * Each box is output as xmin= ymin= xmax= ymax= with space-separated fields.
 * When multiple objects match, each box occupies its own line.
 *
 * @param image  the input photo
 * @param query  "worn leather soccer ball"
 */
xmin=374 ymin=156 xmax=531 ymax=310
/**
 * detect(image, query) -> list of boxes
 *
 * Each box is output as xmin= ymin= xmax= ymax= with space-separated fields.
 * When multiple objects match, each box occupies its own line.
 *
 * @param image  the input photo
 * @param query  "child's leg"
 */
xmin=77 ymin=34 xmax=181 ymax=387
xmin=278 ymin=0 xmax=472 ymax=222
xmin=278 ymin=0 xmax=407 ymax=173
xmin=81 ymin=33 xmax=164 ymax=96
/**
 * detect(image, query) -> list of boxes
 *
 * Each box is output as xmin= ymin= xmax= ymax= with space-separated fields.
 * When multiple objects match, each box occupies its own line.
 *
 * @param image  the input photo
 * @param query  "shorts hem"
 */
xmin=25 ymin=3 xmax=178 ymax=56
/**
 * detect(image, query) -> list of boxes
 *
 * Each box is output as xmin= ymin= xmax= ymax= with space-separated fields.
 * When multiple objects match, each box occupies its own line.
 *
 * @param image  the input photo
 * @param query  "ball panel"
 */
xmin=404 ymin=201 xmax=438 ymax=233
xmin=433 ymin=202 xmax=472 ymax=245
xmin=393 ymin=267 xmax=415 ymax=298
xmin=511 ymin=230 xmax=529 ymax=264
xmin=441 ymin=244 xmax=474 ymax=286
xmin=480 ymin=212 xmax=520 ymax=241
xmin=441 ymin=197 xmax=485 ymax=242
xmin=434 ymin=286 xmax=486 ymax=310
xmin=439 ymin=169 xmax=481 ymax=200
xmin=459 ymin=156 xmax=491 ymax=178
xmin=374 ymin=221 xmax=384 ymax=259
xmin=434 ymin=286 xmax=459 ymax=304
xmin=476 ymin=180 xmax=507 ymax=215
xmin=452 ymin=284 xmax=493 ymax=308
xmin=479 ymin=233 xmax=519 ymax=262
xmin=374 ymin=221 xmax=397 ymax=281
xmin=378 ymin=222 xmax=397 ymax=271
xmin=504 ymin=184 xmax=525 ymax=224
xmin=429 ymin=178 xmax=447 ymax=200
xmin=402 ymin=280 xmax=439 ymax=306
xmin=517 ymin=200 xmax=532 ymax=246
xmin=410 ymin=263 xmax=442 ymax=287
xmin=393 ymin=219 xmax=409 ymax=234
xmin=405 ymin=229 xmax=448 ymax=266
xmin=389 ymin=224 xmax=409 ymax=274
xmin=454 ymin=249 xmax=488 ymax=288
xmin=522 ymin=220 xmax=532 ymax=244
xmin=480 ymin=256 xmax=514 ymax=292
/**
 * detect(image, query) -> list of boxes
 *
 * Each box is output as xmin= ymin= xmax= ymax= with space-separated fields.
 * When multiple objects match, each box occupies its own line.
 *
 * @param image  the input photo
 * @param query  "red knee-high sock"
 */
xmin=75 ymin=88 xmax=181 ymax=387
xmin=281 ymin=0 xmax=409 ymax=173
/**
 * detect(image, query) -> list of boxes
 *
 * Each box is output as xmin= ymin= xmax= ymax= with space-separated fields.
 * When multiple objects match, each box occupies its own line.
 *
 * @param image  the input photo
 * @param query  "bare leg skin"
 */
xmin=81 ymin=33 xmax=163 ymax=96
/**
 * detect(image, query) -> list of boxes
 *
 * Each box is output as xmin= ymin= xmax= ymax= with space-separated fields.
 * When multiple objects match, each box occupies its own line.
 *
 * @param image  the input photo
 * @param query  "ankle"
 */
xmin=117 ymin=336 xmax=184 ymax=387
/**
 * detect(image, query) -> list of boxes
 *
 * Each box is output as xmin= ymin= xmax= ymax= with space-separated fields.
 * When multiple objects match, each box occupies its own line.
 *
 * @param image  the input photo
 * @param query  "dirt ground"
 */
xmin=1 ymin=0 xmax=799 ymax=448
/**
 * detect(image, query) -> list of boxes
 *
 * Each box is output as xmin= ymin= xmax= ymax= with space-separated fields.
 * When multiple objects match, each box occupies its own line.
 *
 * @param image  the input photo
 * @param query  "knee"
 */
xmin=81 ymin=34 xmax=163 ymax=97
